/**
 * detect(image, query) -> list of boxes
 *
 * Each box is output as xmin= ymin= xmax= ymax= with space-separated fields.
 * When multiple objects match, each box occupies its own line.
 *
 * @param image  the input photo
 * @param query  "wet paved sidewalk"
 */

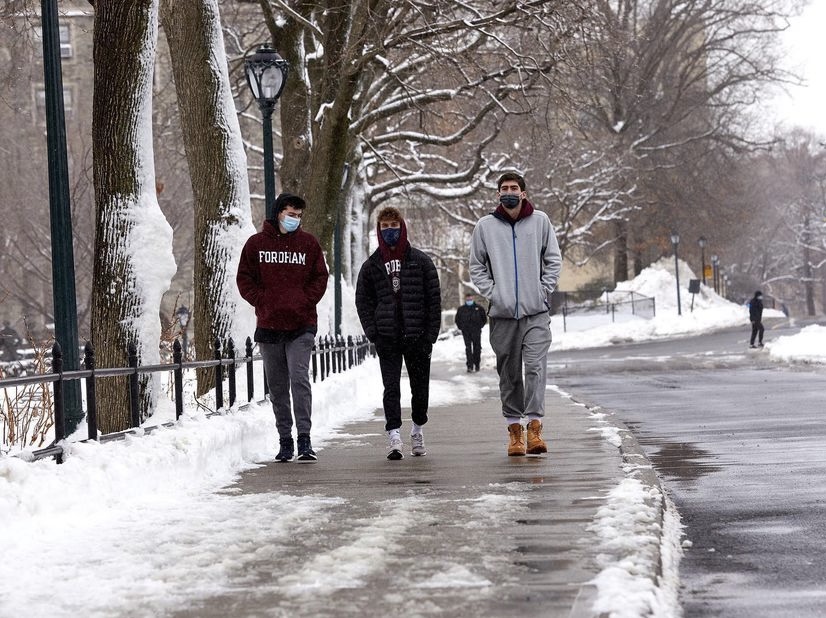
xmin=172 ymin=361 xmax=664 ymax=618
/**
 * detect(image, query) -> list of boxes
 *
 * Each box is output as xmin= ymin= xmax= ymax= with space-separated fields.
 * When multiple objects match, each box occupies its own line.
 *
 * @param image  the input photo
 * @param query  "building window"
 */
xmin=34 ymin=86 xmax=74 ymax=122
xmin=59 ymin=24 xmax=72 ymax=59
xmin=32 ymin=24 xmax=73 ymax=59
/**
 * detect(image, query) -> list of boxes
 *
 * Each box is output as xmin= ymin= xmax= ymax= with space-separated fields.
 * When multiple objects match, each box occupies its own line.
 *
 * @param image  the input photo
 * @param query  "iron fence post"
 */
xmin=227 ymin=338 xmax=236 ymax=407
xmin=128 ymin=342 xmax=140 ymax=428
xmin=173 ymin=339 xmax=183 ymax=420
xmin=52 ymin=342 xmax=65 ymax=443
xmin=84 ymin=341 xmax=97 ymax=440
xmin=246 ymin=337 xmax=254 ymax=402
xmin=311 ymin=338 xmax=318 ymax=383
xmin=214 ymin=338 xmax=224 ymax=410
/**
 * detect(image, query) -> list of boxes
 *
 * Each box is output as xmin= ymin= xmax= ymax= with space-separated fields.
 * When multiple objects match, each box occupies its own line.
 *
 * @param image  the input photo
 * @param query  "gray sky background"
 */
xmin=768 ymin=1 xmax=826 ymax=136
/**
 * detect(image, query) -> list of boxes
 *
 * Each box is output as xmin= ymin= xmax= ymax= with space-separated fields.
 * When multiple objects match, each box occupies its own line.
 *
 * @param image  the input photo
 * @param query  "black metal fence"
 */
xmin=0 ymin=334 xmax=374 ymax=462
xmin=553 ymin=290 xmax=656 ymax=332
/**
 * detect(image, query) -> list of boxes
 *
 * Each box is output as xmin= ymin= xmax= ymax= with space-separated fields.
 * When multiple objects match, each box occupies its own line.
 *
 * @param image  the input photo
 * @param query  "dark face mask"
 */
xmin=381 ymin=227 xmax=401 ymax=246
xmin=499 ymin=194 xmax=521 ymax=209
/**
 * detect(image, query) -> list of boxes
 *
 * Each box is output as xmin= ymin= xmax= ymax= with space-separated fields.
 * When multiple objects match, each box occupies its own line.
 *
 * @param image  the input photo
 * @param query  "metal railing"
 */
xmin=1 ymin=334 xmax=374 ymax=462
xmin=553 ymin=290 xmax=656 ymax=332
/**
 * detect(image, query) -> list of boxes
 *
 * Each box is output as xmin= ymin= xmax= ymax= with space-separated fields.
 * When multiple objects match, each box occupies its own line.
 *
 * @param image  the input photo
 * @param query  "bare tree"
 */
xmin=239 ymin=1 xmax=585 ymax=260
xmin=160 ymin=0 xmax=257 ymax=395
xmin=559 ymin=0 xmax=798 ymax=282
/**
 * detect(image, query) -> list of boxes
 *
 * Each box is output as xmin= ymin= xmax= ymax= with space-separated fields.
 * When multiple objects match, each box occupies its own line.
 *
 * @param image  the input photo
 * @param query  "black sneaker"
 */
xmin=275 ymin=437 xmax=294 ymax=462
xmin=296 ymin=433 xmax=318 ymax=462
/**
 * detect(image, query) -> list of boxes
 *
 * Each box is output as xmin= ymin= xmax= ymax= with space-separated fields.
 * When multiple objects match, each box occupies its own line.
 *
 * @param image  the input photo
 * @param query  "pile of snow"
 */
xmin=766 ymin=324 xmax=826 ymax=363
xmin=553 ymin=257 xmax=777 ymax=350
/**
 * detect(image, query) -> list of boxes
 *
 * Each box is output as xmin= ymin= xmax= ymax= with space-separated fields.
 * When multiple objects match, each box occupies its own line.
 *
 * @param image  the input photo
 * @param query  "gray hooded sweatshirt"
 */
xmin=469 ymin=201 xmax=562 ymax=319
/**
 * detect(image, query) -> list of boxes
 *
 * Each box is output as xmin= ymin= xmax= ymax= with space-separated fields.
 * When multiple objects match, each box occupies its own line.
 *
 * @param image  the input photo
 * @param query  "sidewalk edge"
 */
xmin=564 ymin=394 xmax=673 ymax=618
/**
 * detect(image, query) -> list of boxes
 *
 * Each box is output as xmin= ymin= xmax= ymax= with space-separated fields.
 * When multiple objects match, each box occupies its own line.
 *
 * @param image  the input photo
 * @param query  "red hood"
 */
xmin=377 ymin=218 xmax=410 ymax=263
xmin=494 ymin=199 xmax=535 ymax=222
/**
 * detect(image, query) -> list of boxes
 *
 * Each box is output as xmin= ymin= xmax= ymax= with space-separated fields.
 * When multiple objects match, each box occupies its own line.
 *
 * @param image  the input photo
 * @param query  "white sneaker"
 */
xmin=410 ymin=432 xmax=426 ymax=456
xmin=387 ymin=429 xmax=403 ymax=460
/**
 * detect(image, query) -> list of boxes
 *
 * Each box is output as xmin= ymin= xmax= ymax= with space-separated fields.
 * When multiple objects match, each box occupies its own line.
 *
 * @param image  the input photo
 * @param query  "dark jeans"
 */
xmin=376 ymin=337 xmax=432 ymax=432
xmin=461 ymin=330 xmax=482 ymax=369
xmin=750 ymin=320 xmax=764 ymax=345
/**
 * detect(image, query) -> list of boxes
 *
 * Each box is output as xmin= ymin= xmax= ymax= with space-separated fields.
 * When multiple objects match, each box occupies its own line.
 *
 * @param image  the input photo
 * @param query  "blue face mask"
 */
xmin=381 ymin=227 xmax=401 ymax=246
xmin=465 ymin=300 xmax=474 ymax=306
xmin=281 ymin=216 xmax=300 ymax=233
xmin=500 ymin=194 xmax=521 ymax=209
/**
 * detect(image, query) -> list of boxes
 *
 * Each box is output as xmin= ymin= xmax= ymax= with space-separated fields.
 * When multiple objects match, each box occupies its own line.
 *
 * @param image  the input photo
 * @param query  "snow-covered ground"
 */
xmin=1 ymin=257 xmax=823 ymax=617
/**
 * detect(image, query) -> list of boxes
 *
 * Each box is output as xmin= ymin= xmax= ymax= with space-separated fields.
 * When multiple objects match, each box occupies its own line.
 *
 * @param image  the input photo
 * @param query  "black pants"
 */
xmin=750 ymin=320 xmax=764 ymax=345
xmin=462 ymin=330 xmax=482 ymax=369
xmin=376 ymin=337 xmax=432 ymax=432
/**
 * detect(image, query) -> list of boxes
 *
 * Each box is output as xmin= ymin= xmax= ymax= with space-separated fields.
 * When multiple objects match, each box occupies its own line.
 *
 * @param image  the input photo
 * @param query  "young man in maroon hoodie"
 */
xmin=236 ymin=193 xmax=329 ymax=462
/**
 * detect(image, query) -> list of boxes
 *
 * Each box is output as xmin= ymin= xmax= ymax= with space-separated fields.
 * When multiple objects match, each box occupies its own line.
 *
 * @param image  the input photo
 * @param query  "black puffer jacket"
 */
xmin=355 ymin=247 xmax=442 ymax=343
xmin=455 ymin=302 xmax=487 ymax=333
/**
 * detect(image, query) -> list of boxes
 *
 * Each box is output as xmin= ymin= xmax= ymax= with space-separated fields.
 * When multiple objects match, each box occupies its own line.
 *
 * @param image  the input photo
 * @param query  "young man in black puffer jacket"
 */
xmin=355 ymin=207 xmax=442 ymax=460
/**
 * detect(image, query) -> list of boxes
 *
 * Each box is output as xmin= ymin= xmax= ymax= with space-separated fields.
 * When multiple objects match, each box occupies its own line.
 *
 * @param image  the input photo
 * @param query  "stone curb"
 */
xmin=566 ymin=394 xmax=670 ymax=618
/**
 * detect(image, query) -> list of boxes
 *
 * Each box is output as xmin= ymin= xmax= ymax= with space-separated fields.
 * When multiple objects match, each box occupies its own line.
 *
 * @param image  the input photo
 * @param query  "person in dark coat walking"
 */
xmin=355 ymin=207 xmax=442 ymax=460
xmin=237 ymin=193 xmax=329 ymax=463
xmin=455 ymin=293 xmax=486 ymax=372
xmin=749 ymin=290 xmax=764 ymax=348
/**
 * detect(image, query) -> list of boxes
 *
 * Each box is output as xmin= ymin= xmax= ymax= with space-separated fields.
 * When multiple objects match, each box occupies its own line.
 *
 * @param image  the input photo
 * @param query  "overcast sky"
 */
xmin=768 ymin=1 xmax=826 ymax=136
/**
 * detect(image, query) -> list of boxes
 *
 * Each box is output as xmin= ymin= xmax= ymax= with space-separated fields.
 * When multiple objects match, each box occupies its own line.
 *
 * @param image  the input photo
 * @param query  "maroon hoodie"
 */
xmin=236 ymin=220 xmax=329 ymax=333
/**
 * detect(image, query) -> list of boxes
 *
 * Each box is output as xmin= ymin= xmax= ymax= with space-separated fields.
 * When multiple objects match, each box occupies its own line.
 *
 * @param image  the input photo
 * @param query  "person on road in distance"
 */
xmin=455 ymin=292 xmax=487 ymax=372
xmin=236 ymin=193 xmax=329 ymax=463
xmin=469 ymin=172 xmax=562 ymax=457
xmin=749 ymin=290 xmax=764 ymax=348
xmin=355 ymin=207 xmax=442 ymax=460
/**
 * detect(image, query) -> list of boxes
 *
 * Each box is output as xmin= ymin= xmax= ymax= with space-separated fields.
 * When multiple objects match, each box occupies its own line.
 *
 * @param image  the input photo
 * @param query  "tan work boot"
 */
xmin=507 ymin=423 xmax=526 ymax=456
xmin=526 ymin=419 xmax=548 ymax=454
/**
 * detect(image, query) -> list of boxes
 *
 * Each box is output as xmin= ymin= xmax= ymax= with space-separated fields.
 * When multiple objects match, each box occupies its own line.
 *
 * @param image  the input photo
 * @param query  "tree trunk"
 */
xmin=160 ymin=0 xmax=256 ymax=396
xmin=613 ymin=220 xmax=629 ymax=284
xmin=802 ymin=218 xmax=816 ymax=316
xmin=91 ymin=0 xmax=175 ymax=433
xmin=275 ymin=1 xmax=375 ymax=252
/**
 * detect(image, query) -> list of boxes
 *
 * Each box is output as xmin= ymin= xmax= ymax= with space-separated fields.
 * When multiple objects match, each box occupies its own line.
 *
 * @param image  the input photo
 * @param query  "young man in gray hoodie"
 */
xmin=469 ymin=172 xmax=562 ymax=456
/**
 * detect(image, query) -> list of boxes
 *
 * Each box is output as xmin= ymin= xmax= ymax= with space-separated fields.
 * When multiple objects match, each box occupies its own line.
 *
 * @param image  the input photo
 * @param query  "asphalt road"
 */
xmin=551 ymin=318 xmax=826 ymax=617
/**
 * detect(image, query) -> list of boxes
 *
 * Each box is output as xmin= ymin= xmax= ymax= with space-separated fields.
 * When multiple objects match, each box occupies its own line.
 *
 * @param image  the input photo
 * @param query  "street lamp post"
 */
xmin=670 ymin=231 xmax=682 ymax=315
xmin=698 ymin=236 xmax=707 ymax=285
xmin=244 ymin=46 xmax=289 ymax=221
xmin=711 ymin=254 xmax=720 ymax=293
xmin=41 ymin=0 xmax=82 ymax=437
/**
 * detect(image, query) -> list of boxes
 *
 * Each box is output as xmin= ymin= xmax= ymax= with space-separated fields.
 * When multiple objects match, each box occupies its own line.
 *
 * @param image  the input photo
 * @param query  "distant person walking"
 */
xmin=469 ymin=172 xmax=562 ymax=457
xmin=237 ymin=193 xmax=329 ymax=463
xmin=0 ymin=320 xmax=21 ymax=362
xmin=455 ymin=293 xmax=486 ymax=372
xmin=355 ymin=207 xmax=442 ymax=460
xmin=749 ymin=290 xmax=764 ymax=348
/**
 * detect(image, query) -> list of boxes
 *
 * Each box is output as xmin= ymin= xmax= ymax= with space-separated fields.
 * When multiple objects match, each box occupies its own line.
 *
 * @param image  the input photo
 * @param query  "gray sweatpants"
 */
xmin=488 ymin=312 xmax=552 ymax=420
xmin=259 ymin=332 xmax=315 ymax=438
